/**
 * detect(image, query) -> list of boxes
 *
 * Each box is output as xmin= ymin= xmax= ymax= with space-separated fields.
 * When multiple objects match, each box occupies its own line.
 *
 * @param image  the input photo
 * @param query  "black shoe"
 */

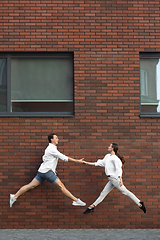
xmin=139 ymin=202 xmax=146 ymax=213
xmin=83 ymin=207 xmax=94 ymax=214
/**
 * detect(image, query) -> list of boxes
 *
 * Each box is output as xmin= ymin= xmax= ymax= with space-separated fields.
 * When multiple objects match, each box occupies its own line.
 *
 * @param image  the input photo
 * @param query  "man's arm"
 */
xmin=68 ymin=157 xmax=84 ymax=164
xmin=53 ymin=147 xmax=84 ymax=164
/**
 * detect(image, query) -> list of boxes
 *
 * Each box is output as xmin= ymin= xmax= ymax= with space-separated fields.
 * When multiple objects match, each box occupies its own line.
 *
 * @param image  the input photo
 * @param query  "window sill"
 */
xmin=0 ymin=112 xmax=74 ymax=117
xmin=140 ymin=113 xmax=160 ymax=118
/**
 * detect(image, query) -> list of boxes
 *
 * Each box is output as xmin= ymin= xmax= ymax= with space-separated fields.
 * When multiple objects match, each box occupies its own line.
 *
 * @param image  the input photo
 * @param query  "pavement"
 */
xmin=0 ymin=229 xmax=160 ymax=240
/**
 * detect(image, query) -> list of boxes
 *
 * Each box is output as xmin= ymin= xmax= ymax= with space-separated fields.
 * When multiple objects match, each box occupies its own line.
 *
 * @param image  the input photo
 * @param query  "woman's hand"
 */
xmin=83 ymin=161 xmax=88 ymax=164
xmin=119 ymin=176 xmax=123 ymax=187
xmin=83 ymin=161 xmax=95 ymax=166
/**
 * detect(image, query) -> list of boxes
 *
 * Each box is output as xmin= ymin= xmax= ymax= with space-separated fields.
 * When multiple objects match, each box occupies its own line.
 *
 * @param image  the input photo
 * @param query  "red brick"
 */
xmin=0 ymin=0 xmax=159 ymax=229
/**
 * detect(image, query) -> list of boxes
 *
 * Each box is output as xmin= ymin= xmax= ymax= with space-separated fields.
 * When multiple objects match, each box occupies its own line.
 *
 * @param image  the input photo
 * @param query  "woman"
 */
xmin=83 ymin=143 xmax=146 ymax=214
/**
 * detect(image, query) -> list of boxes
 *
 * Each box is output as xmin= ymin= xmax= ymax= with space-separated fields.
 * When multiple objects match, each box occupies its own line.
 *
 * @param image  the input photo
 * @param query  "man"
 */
xmin=10 ymin=133 xmax=86 ymax=208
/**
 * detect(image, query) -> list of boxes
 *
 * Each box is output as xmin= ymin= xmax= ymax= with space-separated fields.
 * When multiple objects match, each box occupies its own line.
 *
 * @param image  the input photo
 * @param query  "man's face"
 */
xmin=51 ymin=135 xmax=59 ymax=146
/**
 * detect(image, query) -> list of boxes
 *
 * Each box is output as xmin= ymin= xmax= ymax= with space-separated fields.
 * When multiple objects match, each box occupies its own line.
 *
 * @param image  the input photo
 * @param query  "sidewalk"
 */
xmin=0 ymin=229 xmax=160 ymax=240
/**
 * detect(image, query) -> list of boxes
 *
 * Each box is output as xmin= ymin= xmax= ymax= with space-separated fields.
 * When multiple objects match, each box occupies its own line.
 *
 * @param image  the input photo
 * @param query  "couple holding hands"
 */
xmin=10 ymin=133 xmax=146 ymax=214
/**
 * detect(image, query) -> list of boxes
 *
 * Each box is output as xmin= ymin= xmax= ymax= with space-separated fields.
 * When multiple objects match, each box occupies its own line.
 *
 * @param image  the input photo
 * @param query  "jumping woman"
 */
xmin=83 ymin=143 xmax=146 ymax=214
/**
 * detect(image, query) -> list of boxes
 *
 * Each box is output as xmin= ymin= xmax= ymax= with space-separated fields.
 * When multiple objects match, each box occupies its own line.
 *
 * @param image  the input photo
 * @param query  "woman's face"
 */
xmin=108 ymin=144 xmax=113 ymax=152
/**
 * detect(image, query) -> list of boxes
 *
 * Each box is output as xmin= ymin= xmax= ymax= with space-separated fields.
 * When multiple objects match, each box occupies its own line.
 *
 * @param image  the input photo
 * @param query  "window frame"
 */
xmin=139 ymin=52 xmax=160 ymax=118
xmin=0 ymin=51 xmax=74 ymax=117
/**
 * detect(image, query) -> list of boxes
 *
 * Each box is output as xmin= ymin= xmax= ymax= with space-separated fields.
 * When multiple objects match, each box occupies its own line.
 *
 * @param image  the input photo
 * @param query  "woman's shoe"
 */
xmin=83 ymin=207 xmax=94 ymax=214
xmin=139 ymin=202 xmax=146 ymax=213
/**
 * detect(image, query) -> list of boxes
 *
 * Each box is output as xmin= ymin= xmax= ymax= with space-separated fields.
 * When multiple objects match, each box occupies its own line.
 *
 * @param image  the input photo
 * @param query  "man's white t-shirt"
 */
xmin=38 ymin=143 xmax=68 ymax=173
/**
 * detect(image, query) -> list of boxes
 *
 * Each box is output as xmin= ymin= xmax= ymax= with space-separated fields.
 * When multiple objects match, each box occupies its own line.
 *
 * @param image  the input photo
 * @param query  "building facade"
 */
xmin=0 ymin=0 xmax=159 ymax=228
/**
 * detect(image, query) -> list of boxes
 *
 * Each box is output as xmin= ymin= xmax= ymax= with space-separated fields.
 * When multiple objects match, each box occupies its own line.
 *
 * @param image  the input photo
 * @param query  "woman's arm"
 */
xmin=112 ymin=157 xmax=123 ymax=180
xmin=83 ymin=161 xmax=95 ymax=166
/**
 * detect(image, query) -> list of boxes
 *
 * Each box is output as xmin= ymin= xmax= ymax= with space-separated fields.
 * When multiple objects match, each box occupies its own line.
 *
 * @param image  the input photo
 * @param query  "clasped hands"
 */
xmin=77 ymin=158 xmax=87 ymax=164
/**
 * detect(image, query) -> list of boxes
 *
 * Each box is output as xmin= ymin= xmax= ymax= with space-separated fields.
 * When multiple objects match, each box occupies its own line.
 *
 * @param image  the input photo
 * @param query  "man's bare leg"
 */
xmin=10 ymin=177 xmax=86 ymax=207
xmin=10 ymin=178 xmax=40 ymax=207
xmin=54 ymin=178 xmax=78 ymax=201
xmin=14 ymin=178 xmax=40 ymax=200
xmin=54 ymin=178 xmax=86 ymax=206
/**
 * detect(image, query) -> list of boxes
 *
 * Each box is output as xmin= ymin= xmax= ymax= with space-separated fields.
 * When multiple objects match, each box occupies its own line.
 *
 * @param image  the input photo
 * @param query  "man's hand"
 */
xmin=77 ymin=158 xmax=84 ymax=163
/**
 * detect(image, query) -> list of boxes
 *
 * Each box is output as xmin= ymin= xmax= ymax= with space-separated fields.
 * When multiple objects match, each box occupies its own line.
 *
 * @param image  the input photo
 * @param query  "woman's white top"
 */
xmin=94 ymin=153 xmax=122 ymax=179
xmin=38 ymin=143 xmax=68 ymax=173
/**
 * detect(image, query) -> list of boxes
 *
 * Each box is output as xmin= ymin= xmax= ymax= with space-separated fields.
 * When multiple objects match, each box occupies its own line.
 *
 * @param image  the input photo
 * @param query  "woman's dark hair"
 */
xmin=48 ymin=133 xmax=57 ymax=143
xmin=112 ymin=143 xmax=125 ymax=164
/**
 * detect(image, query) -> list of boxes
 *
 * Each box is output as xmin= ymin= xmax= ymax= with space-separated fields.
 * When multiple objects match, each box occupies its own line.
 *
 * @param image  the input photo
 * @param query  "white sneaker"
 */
xmin=72 ymin=198 xmax=86 ymax=206
xmin=10 ymin=194 xmax=16 ymax=207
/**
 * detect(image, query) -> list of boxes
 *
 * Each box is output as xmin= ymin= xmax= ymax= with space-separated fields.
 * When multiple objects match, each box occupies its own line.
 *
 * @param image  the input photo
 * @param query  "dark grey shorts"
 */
xmin=35 ymin=170 xmax=58 ymax=184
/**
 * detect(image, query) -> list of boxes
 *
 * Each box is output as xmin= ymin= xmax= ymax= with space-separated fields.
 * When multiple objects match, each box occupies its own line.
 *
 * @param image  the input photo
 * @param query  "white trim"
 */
xmin=141 ymin=103 xmax=158 ymax=105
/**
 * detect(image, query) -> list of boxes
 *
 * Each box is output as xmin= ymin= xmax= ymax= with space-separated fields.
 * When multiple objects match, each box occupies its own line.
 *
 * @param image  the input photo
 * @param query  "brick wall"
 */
xmin=0 ymin=0 xmax=160 ymax=228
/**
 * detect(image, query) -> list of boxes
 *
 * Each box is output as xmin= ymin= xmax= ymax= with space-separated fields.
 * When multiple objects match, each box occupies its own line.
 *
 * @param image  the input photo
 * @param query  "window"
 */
xmin=0 ymin=58 xmax=7 ymax=112
xmin=0 ymin=52 xmax=74 ymax=117
xmin=140 ymin=69 xmax=148 ymax=97
xmin=140 ymin=52 xmax=160 ymax=117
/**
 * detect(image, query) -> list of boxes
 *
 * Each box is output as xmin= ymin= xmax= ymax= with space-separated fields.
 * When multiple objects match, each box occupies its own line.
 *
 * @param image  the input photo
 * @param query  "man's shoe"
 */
xmin=72 ymin=198 xmax=86 ymax=206
xmin=139 ymin=202 xmax=146 ymax=213
xmin=10 ymin=194 xmax=16 ymax=208
xmin=83 ymin=207 xmax=94 ymax=214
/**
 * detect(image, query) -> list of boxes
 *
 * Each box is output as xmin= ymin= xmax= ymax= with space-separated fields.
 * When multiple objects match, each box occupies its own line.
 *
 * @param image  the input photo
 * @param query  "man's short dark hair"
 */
xmin=48 ymin=133 xmax=57 ymax=143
